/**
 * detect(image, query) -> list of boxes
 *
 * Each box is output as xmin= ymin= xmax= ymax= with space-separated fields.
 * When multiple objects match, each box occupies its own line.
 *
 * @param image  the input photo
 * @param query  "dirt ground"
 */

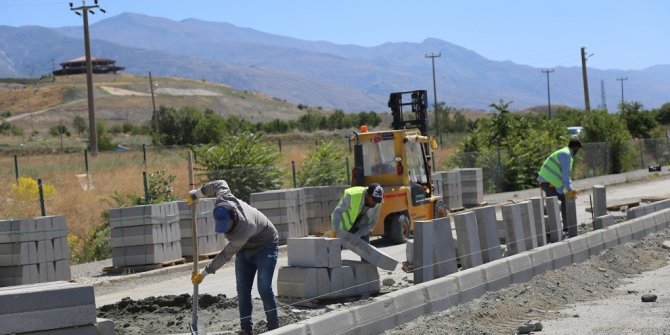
xmin=96 ymin=228 xmax=669 ymax=335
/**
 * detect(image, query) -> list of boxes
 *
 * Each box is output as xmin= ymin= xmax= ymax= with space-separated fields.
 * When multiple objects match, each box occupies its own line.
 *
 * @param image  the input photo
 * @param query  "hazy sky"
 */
xmin=2 ymin=0 xmax=667 ymax=70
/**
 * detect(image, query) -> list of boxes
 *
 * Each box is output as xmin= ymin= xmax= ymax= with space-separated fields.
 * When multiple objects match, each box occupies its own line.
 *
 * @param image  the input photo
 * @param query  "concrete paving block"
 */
xmin=0 ymin=220 xmax=22 ymax=244
xmin=454 ymin=267 xmax=486 ymax=303
xmin=529 ymin=245 xmax=554 ymax=275
xmin=568 ymin=235 xmax=590 ymax=263
xmin=615 ymin=221 xmax=634 ymax=244
xmin=96 ymin=318 xmax=115 ymax=335
xmin=566 ymin=198 xmax=578 ymax=238
xmin=518 ymin=201 xmax=538 ymax=250
xmin=432 ymin=218 xmax=459 ymax=278
xmin=305 ymin=309 xmax=355 ymax=335
xmin=342 ymin=260 xmax=380 ymax=295
xmin=502 ymin=203 xmax=526 ymax=255
xmin=55 ymin=259 xmax=71 ymax=281
xmin=45 ymin=239 xmax=55 ymax=262
xmin=586 ymin=230 xmax=605 ymax=256
xmin=545 ymin=196 xmax=563 ymax=243
xmin=480 ymin=258 xmax=512 ymax=292
xmin=0 ymin=264 xmax=36 ymax=286
xmin=277 ymin=266 xmax=318 ymax=299
xmin=601 ymin=226 xmax=620 ymax=250
xmin=61 ymin=237 xmax=70 ymax=261
xmin=421 ymin=275 xmax=461 ymax=313
xmin=337 ymin=230 xmax=398 ymax=271
xmin=629 ymin=218 xmax=647 ymax=241
xmin=53 ymin=238 xmax=62 ymax=261
xmin=413 ymin=220 xmax=434 ymax=284
xmin=473 ymin=206 xmax=503 ymax=263
xmin=506 ymin=252 xmax=534 ymax=284
xmin=287 ymin=237 xmax=330 ymax=268
xmin=325 ymin=238 xmax=341 ymax=268
xmin=592 ymin=185 xmax=608 ymax=218
xmin=19 ymin=324 xmax=98 ymax=335
xmin=593 ymin=214 xmax=615 ymax=230
xmin=39 ymin=261 xmax=56 ymax=282
xmin=0 ymin=242 xmax=29 ymax=266
xmin=351 ymin=296 xmax=397 ymax=335
xmin=644 ymin=215 xmax=659 ymax=235
xmin=36 ymin=240 xmax=47 ymax=264
xmin=324 ymin=267 xmax=344 ymax=299
xmin=34 ymin=217 xmax=51 ymax=241
xmin=266 ymin=323 xmax=308 ymax=335
xmin=387 ymin=284 xmax=429 ymax=325
xmin=453 ymin=212 xmax=483 ymax=269
xmin=530 ymin=197 xmax=547 ymax=247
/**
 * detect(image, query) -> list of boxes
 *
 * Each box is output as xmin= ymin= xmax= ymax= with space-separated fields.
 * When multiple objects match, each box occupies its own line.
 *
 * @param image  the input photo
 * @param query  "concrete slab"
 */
xmin=568 ymin=235 xmax=590 ymax=263
xmin=586 ymin=230 xmax=605 ymax=256
xmin=432 ymin=218 xmax=459 ymax=278
xmin=506 ymin=252 xmax=534 ymax=284
xmin=287 ymin=237 xmax=330 ymax=268
xmin=615 ymin=221 xmax=634 ymax=244
xmin=421 ymin=275 xmax=460 ymax=313
xmin=342 ymin=260 xmax=380 ymax=295
xmin=518 ymin=201 xmax=538 ymax=250
xmin=413 ymin=220 xmax=434 ymax=284
xmin=454 ymin=267 xmax=486 ymax=303
xmin=351 ymin=296 xmax=396 ymax=335
xmin=602 ymin=227 xmax=620 ymax=249
xmin=529 ymin=244 xmax=554 ymax=275
xmin=453 ymin=212 xmax=483 ymax=269
xmin=277 ymin=267 xmax=319 ymax=299
xmin=336 ymin=230 xmax=398 ymax=271
xmin=593 ymin=214 xmax=615 ymax=230
xmin=473 ymin=206 xmax=503 ymax=263
xmin=305 ymin=309 xmax=355 ymax=335
xmin=592 ymin=185 xmax=607 ymax=218
xmin=545 ymin=196 xmax=563 ymax=243
xmin=530 ymin=197 xmax=547 ymax=247
xmin=386 ymin=285 xmax=429 ymax=325
xmin=566 ymin=198 xmax=578 ymax=238
xmin=501 ymin=203 xmax=526 ymax=255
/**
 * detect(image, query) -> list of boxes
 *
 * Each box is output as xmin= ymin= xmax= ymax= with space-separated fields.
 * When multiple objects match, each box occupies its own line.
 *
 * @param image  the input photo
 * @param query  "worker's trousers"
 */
xmin=235 ymin=243 xmax=279 ymax=332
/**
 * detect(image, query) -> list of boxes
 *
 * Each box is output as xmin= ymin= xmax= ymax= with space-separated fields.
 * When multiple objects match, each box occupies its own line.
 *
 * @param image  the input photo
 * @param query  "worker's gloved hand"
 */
xmin=187 ymin=189 xmax=203 ymax=206
xmin=566 ymin=189 xmax=578 ymax=200
xmin=324 ymin=230 xmax=337 ymax=238
xmin=191 ymin=268 xmax=208 ymax=285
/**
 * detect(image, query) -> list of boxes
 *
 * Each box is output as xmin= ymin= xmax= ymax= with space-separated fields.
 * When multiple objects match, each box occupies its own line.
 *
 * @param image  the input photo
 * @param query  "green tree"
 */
xmin=581 ymin=109 xmax=635 ymax=173
xmin=654 ymin=102 xmax=670 ymax=124
xmin=96 ymin=120 xmax=116 ymax=151
xmin=297 ymin=111 xmax=322 ymax=132
xmin=49 ymin=124 xmax=71 ymax=137
xmin=195 ymin=132 xmax=283 ymax=202
xmin=297 ymin=140 xmax=348 ymax=187
xmin=620 ymin=101 xmax=657 ymax=138
xmin=72 ymin=116 xmax=87 ymax=137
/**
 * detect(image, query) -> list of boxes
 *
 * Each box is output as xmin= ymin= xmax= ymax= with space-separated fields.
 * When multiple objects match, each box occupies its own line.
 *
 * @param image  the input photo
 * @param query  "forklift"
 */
xmin=351 ymin=90 xmax=448 ymax=243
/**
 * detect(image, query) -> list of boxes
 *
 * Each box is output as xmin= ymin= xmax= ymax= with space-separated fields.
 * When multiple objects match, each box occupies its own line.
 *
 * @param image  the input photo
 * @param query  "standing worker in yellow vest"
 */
xmin=537 ymin=139 xmax=582 ymax=233
xmin=330 ymin=183 xmax=384 ymax=243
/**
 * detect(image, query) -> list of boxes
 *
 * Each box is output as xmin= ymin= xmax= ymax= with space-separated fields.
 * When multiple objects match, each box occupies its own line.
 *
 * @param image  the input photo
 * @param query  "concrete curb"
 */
xmin=267 ymin=207 xmax=670 ymax=335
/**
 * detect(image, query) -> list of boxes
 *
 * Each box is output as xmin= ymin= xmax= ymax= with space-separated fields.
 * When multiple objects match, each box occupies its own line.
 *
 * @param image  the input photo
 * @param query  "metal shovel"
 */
xmin=188 ymin=151 xmax=206 ymax=334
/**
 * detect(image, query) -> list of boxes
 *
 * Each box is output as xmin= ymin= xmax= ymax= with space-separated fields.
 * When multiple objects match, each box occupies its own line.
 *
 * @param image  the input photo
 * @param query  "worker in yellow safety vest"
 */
xmin=329 ymin=183 xmax=384 ymax=243
xmin=537 ymin=139 xmax=582 ymax=232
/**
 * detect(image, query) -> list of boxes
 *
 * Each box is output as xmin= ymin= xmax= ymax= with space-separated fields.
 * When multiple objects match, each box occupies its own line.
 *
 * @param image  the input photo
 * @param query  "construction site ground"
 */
xmin=72 ymin=169 xmax=670 ymax=334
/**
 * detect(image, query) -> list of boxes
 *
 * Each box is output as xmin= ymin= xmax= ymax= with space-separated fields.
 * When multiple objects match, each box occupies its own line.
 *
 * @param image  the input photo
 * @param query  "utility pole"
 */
xmin=70 ymin=0 xmax=106 ymax=156
xmin=617 ymin=77 xmax=628 ymax=109
xmin=541 ymin=69 xmax=554 ymax=118
xmin=425 ymin=52 xmax=442 ymax=146
xmin=25 ymin=64 xmax=35 ymax=139
xmin=580 ymin=47 xmax=592 ymax=112
xmin=149 ymin=72 xmax=159 ymax=134
xmin=600 ymin=79 xmax=607 ymax=111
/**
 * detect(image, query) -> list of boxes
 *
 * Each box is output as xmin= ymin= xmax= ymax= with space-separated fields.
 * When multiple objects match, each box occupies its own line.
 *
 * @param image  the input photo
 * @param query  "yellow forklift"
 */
xmin=352 ymin=90 xmax=448 ymax=243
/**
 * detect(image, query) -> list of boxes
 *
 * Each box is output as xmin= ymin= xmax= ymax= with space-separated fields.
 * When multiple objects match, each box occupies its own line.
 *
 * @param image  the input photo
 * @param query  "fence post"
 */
xmin=292 ymin=161 xmax=297 ymax=188
xmin=84 ymin=149 xmax=89 ymax=175
xmin=348 ymin=136 xmax=352 ymax=153
xmin=143 ymin=171 xmax=149 ymax=205
xmin=345 ymin=157 xmax=351 ymax=184
xmin=638 ymin=138 xmax=645 ymax=168
xmin=37 ymin=178 xmax=45 ymax=216
xmin=142 ymin=144 xmax=147 ymax=170
xmin=14 ymin=155 xmax=19 ymax=184
xmin=278 ymin=139 xmax=282 ymax=152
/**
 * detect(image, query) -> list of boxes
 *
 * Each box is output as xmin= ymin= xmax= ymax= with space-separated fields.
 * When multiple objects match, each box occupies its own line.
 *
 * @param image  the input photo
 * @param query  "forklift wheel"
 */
xmin=389 ymin=213 xmax=410 ymax=244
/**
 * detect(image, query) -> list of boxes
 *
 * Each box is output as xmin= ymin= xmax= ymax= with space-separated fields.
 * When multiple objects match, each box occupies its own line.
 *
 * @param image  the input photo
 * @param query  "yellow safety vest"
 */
xmin=538 ymin=147 xmax=573 ymax=190
xmin=332 ymin=186 xmax=366 ymax=231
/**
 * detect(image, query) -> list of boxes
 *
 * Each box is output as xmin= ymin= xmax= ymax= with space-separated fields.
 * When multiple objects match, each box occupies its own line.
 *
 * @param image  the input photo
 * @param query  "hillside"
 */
xmin=0 ymin=73 xmax=311 ymax=133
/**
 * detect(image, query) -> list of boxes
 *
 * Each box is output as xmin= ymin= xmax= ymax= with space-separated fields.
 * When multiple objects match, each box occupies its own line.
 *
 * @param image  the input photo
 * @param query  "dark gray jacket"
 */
xmin=199 ymin=180 xmax=278 ymax=274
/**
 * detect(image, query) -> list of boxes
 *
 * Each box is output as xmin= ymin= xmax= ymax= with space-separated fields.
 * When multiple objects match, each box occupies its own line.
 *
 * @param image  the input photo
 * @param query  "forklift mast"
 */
xmin=388 ymin=90 xmax=429 ymax=136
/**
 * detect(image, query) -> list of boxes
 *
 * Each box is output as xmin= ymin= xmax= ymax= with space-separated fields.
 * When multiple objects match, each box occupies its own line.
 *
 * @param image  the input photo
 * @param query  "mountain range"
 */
xmin=1 ymin=12 xmax=669 ymax=112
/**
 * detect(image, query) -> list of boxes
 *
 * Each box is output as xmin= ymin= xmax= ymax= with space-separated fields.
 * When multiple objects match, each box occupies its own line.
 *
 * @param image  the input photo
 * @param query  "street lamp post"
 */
xmin=425 ymin=52 xmax=442 ymax=146
xmin=70 ymin=0 xmax=106 ymax=156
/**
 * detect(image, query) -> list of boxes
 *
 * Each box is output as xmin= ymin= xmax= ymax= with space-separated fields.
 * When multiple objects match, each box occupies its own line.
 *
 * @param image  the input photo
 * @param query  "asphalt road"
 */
xmin=91 ymin=168 xmax=670 ymax=308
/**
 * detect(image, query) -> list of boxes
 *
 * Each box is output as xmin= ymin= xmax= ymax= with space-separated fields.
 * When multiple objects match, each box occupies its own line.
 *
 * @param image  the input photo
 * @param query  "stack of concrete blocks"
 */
xmin=413 ymin=218 xmax=458 ymax=284
xmin=110 ymin=202 xmax=182 ymax=267
xmin=302 ymin=186 xmax=347 ymax=235
xmin=250 ymin=189 xmax=307 ymax=244
xmin=277 ymin=237 xmax=381 ymax=299
xmin=473 ymin=206 xmax=503 ymax=263
xmin=431 ymin=171 xmax=463 ymax=210
xmin=457 ymin=168 xmax=484 ymax=207
xmin=0 ymin=216 xmax=71 ymax=287
xmin=0 ymin=281 xmax=114 ymax=335
xmin=177 ymin=199 xmax=227 ymax=259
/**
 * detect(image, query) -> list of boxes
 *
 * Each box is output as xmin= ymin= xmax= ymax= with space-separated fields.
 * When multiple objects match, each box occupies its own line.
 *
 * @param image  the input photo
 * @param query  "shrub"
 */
xmin=297 ymin=140 xmax=348 ymax=187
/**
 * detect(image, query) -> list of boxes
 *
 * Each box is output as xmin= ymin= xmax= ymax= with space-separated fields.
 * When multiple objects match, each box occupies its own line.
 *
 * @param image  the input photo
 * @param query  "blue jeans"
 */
xmin=540 ymin=182 xmax=567 ymax=231
xmin=235 ymin=243 xmax=279 ymax=332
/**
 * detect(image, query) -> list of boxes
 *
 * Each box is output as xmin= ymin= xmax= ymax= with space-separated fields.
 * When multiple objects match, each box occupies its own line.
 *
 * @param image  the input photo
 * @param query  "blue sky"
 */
xmin=2 ymin=0 xmax=667 ymax=70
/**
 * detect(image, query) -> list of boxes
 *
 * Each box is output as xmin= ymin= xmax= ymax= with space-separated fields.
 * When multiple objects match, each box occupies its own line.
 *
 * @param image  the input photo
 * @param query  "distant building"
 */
xmin=52 ymin=56 xmax=124 ymax=76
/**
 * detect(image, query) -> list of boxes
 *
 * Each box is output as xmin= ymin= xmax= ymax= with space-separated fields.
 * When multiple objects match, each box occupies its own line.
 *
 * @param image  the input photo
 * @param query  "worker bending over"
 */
xmin=537 ymin=139 xmax=581 ymax=233
xmin=330 ymin=183 xmax=384 ymax=243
